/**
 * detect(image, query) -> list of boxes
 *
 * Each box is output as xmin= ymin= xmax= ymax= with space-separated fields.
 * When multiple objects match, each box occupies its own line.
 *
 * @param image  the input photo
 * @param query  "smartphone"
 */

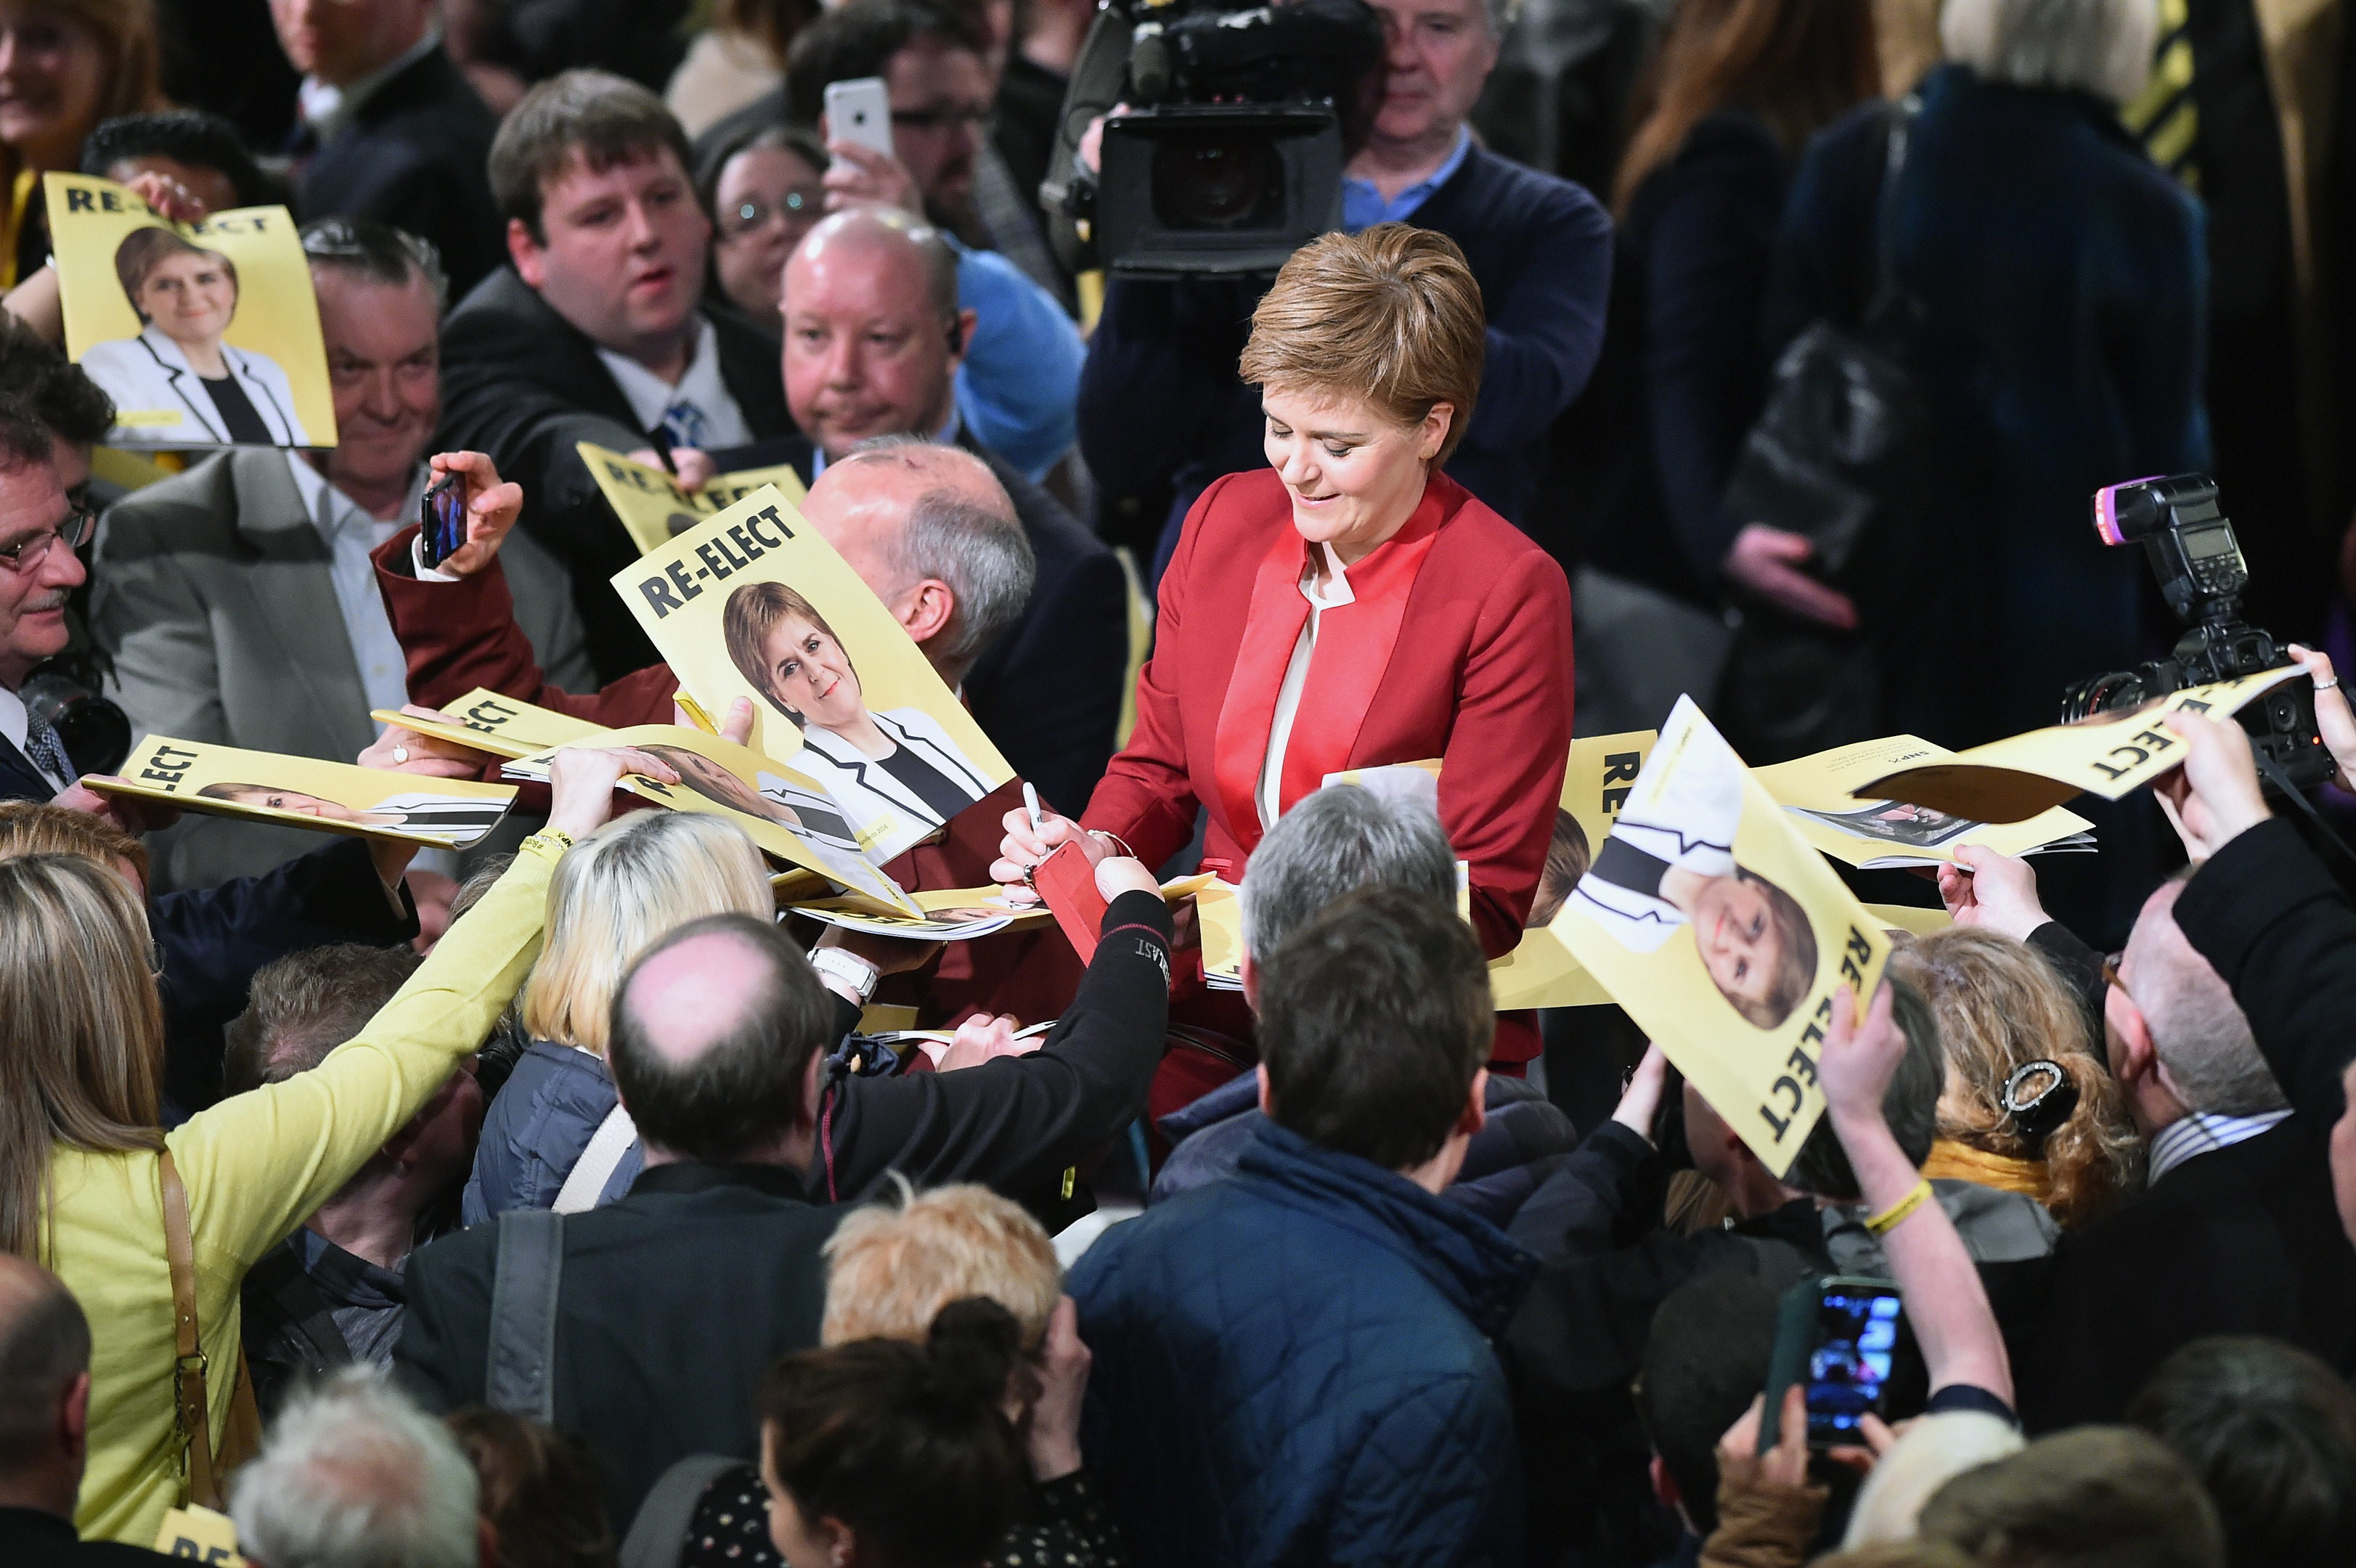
xmin=419 ymin=472 xmax=467 ymax=568
xmin=823 ymin=77 xmax=895 ymax=162
xmin=1760 ymin=1275 xmax=1904 ymax=1450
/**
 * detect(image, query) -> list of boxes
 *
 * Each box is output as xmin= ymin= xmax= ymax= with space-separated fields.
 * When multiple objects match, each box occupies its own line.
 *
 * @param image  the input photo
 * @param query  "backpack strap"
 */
xmin=486 ymin=1209 xmax=565 ymax=1423
xmin=618 ymin=1453 xmax=742 ymax=1568
xmin=555 ymin=1103 xmax=638 ymax=1215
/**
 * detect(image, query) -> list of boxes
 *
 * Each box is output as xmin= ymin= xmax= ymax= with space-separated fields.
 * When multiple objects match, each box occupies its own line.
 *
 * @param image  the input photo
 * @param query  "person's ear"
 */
xmin=1417 ymin=400 xmax=1454 ymax=462
xmin=947 ymin=306 xmax=977 ymax=366
xmin=1239 ymin=954 xmax=1258 ymax=1011
xmin=2106 ymin=989 xmax=2159 ymax=1089
xmin=818 ymin=1516 xmax=857 ymax=1568
xmin=801 ymin=1048 xmax=826 ymax=1130
xmin=478 ymin=1516 xmax=500 ymax=1568
xmin=507 ymin=219 xmax=546 ymax=288
xmin=60 ymin=1369 xmax=89 ymax=1463
xmin=1255 ymin=1061 xmax=1274 ymax=1118
xmin=895 ymin=577 xmax=956 ymax=647
xmin=1648 ymin=1453 xmax=1680 ymax=1512
xmin=1456 ymin=1068 xmax=1488 ymax=1138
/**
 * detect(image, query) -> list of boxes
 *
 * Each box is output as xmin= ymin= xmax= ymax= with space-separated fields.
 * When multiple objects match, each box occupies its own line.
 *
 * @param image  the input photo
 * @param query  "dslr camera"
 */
xmin=1040 ymin=0 xmax=1383 ymax=279
xmin=2060 ymin=473 xmax=2330 ymax=791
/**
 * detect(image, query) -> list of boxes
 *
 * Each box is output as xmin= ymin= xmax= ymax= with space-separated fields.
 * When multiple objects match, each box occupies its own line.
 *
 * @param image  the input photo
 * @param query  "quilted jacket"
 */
xmin=1069 ymin=1119 xmax=1540 ymax=1567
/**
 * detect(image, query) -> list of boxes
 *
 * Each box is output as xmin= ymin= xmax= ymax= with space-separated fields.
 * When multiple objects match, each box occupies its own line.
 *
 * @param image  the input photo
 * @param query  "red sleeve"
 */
xmin=1077 ymin=476 xmax=1232 ymax=870
xmin=1443 ymin=545 xmax=1576 ymax=958
xmin=371 ymin=524 xmax=677 ymax=727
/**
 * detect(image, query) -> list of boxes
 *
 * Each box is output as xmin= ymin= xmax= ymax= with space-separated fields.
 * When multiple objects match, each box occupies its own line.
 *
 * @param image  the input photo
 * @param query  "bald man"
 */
xmin=372 ymin=215 xmax=1125 ymax=814
xmin=0 ymin=1258 xmax=161 ymax=1564
xmin=396 ymin=912 xmax=846 ymax=1533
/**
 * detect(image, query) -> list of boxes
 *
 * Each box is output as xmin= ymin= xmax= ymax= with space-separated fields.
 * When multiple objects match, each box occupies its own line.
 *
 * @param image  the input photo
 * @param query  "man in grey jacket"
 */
xmin=91 ymin=217 xmax=590 ymax=891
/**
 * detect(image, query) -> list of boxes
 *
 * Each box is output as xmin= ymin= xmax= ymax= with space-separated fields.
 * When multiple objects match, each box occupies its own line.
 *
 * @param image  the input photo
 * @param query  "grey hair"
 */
xmin=2124 ymin=881 xmax=2288 ymax=1116
xmin=298 ymin=216 xmax=451 ymax=313
xmin=1940 ymin=0 xmax=2160 ymax=105
xmin=844 ymin=436 xmax=1036 ymax=663
xmin=1482 ymin=0 xmax=1520 ymax=39
xmin=1242 ymin=785 xmax=1457 ymax=963
xmin=229 ymin=1370 xmax=481 ymax=1568
xmin=0 ymin=1262 xmax=88 ymax=1470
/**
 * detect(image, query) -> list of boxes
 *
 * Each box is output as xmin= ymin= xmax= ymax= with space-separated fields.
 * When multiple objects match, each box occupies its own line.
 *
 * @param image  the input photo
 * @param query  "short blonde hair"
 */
xmin=1889 ymin=927 xmax=2143 ymax=1228
xmin=821 ymin=1181 xmax=1060 ymax=1347
xmin=1237 ymin=224 xmax=1486 ymax=464
xmin=521 ymin=810 xmax=773 ymax=1055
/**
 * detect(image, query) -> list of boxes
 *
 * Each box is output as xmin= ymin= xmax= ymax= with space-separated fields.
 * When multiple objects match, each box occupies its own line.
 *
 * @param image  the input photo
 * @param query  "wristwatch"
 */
xmin=808 ymin=945 xmax=881 ymax=1004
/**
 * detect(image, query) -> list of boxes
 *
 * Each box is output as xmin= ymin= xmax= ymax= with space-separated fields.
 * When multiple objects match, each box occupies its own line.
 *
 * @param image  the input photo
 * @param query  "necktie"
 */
xmin=661 ymin=399 xmax=711 ymax=452
xmin=2123 ymin=0 xmax=2199 ymax=190
xmin=23 ymin=706 xmax=74 ymax=787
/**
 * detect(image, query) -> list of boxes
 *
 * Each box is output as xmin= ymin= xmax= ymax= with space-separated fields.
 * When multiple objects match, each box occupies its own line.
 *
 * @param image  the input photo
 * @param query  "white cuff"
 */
xmin=411 ymin=535 xmax=460 ymax=584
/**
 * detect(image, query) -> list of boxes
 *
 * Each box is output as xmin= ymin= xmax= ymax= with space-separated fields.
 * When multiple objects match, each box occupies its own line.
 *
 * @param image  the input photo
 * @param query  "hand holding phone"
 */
xmin=419 ymin=472 xmax=467 ymax=568
xmin=823 ymin=78 xmax=895 ymax=163
xmin=1760 ymin=1275 xmax=1904 ymax=1450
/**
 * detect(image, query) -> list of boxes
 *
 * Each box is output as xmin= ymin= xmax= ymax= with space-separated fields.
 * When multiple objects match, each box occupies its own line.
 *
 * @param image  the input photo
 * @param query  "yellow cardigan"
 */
xmin=54 ymin=838 xmax=561 ymax=1544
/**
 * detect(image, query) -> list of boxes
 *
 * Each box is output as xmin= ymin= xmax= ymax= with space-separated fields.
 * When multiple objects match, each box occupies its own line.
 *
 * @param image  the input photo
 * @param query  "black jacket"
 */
xmin=294 ymin=45 xmax=505 ymax=298
xmin=436 ymin=270 xmax=794 ymax=680
xmin=0 ymin=1508 xmax=165 ymax=1567
xmin=396 ymin=1162 xmax=843 ymax=1532
xmin=709 ymin=430 xmax=1128 ymax=816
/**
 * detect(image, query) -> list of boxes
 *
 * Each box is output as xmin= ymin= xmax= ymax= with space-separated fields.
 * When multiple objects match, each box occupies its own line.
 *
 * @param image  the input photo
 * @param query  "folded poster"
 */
xmin=610 ymin=486 xmax=1013 ymax=865
xmin=87 ymin=737 xmax=515 ymax=848
xmin=1753 ymin=734 xmax=2095 ymax=867
xmin=49 ymin=173 xmax=333 ymax=450
xmin=576 ymin=441 xmax=810 ymax=556
xmin=370 ymin=690 xmax=613 ymax=761
xmin=1552 ymin=697 xmax=1895 ymax=1175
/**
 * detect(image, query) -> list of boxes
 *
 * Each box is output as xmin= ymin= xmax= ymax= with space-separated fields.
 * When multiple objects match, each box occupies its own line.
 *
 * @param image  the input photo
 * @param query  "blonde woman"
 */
xmin=462 ymin=808 xmax=777 ymax=1222
xmin=1889 ymin=926 xmax=2143 ymax=1232
xmin=0 ymin=744 xmax=654 ymax=1545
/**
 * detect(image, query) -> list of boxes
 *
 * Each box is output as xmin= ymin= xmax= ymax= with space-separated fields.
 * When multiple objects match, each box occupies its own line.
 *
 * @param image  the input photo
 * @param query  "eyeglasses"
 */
xmin=0 ymin=507 xmax=95 ymax=573
xmin=722 ymin=191 xmax=822 ymax=240
xmin=891 ymin=105 xmax=989 ymax=134
xmin=2100 ymin=954 xmax=2127 ymax=992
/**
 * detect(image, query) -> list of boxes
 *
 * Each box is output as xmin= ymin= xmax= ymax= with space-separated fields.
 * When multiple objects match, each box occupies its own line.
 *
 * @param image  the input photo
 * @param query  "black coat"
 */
xmin=709 ymin=430 xmax=1128 ymax=817
xmin=395 ymin=1162 xmax=843 ymax=1533
xmin=294 ymin=46 xmax=505 ymax=298
xmin=436 ymin=270 xmax=794 ymax=681
xmin=0 ymin=1508 xmax=165 ymax=1567
xmin=0 ymin=733 xmax=419 ymax=1114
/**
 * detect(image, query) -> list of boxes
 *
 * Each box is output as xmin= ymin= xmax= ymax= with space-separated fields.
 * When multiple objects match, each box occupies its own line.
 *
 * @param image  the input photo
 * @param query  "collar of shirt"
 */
xmin=0 ymin=685 xmax=59 ymax=791
xmin=2148 ymin=1107 xmax=2294 ymax=1184
xmin=1298 ymin=540 xmax=1354 ymax=610
xmin=810 ymin=405 xmax=963 ymax=481
xmin=1342 ymin=126 xmax=1472 ymax=232
xmin=595 ymin=316 xmax=754 ymax=451
xmin=298 ymin=28 xmax=441 ymax=147
xmin=283 ymin=450 xmax=417 ymax=549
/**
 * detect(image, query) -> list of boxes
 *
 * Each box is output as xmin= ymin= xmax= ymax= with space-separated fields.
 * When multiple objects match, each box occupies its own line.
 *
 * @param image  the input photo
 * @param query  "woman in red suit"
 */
xmin=995 ymin=224 xmax=1574 ymax=989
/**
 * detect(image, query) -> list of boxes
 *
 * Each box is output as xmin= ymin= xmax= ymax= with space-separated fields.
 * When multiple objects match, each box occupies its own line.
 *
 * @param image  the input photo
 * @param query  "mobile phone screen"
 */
xmin=420 ymin=477 xmax=466 ymax=567
xmin=1806 ymin=1289 xmax=1901 ymax=1442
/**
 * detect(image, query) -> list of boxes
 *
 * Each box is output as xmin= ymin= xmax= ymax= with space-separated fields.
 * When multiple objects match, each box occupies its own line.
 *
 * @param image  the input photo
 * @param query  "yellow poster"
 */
xmin=49 ymin=173 xmax=333 ymax=449
xmin=371 ymin=690 xmax=612 ymax=761
xmin=577 ymin=441 xmax=810 ymax=556
xmin=1856 ymin=666 xmax=2310 ymax=822
xmin=86 ymin=737 xmax=514 ymax=848
xmin=505 ymin=724 xmax=921 ymax=914
xmin=1753 ymin=734 xmax=2095 ymax=867
xmin=1552 ymin=697 xmax=1894 ymax=1175
xmin=609 ymin=486 xmax=1012 ymax=863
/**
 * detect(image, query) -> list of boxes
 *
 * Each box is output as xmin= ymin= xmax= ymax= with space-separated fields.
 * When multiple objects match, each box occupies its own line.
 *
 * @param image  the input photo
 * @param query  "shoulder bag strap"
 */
xmin=159 ymin=1149 xmax=224 ymax=1511
xmin=618 ymin=1453 xmax=742 ymax=1568
xmin=1867 ymin=93 xmax=1925 ymax=324
xmin=553 ymin=1103 xmax=638 ymax=1216
xmin=486 ymin=1209 xmax=566 ymax=1424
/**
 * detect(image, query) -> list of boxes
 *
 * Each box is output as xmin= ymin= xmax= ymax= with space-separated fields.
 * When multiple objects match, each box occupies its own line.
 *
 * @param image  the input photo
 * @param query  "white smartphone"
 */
xmin=823 ymin=77 xmax=895 ymax=163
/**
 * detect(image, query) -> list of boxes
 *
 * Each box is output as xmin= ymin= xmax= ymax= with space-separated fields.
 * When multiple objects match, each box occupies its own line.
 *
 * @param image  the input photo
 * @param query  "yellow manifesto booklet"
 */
xmin=1552 ymin=698 xmax=1894 ymax=1176
xmin=608 ymin=485 xmax=1012 ymax=865
xmin=576 ymin=441 xmax=810 ymax=555
xmin=88 ymin=737 xmax=515 ymax=849
xmin=49 ymin=173 xmax=333 ymax=450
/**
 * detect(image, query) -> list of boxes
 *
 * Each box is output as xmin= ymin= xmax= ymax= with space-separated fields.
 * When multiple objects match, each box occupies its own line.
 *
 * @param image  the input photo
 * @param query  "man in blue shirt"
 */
xmin=1080 ymin=0 xmax=1613 ymax=566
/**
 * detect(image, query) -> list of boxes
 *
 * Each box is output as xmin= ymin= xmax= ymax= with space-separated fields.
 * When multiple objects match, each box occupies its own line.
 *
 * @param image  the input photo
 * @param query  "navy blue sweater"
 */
xmin=1080 ymin=144 xmax=1612 ymax=563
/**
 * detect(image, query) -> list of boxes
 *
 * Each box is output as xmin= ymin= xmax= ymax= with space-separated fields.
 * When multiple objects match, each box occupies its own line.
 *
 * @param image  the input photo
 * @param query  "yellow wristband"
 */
xmin=1864 ymin=1177 xmax=1933 ymax=1236
xmin=520 ymin=828 xmax=575 ymax=857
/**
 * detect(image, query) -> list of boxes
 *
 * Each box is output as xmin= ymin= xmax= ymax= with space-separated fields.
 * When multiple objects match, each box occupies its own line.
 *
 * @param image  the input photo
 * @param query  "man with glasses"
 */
xmin=0 ymin=401 xmax=93 ymax=805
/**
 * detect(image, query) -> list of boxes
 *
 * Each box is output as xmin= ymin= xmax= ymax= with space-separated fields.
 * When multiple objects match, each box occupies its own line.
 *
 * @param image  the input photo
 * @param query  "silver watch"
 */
xmin=808 ymin=945 xmax=881 ymax=1003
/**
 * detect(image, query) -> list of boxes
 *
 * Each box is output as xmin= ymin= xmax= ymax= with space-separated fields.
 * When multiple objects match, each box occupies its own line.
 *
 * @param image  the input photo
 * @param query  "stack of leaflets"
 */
xmin=1753 ymin=735 xmax=2096 ymax=870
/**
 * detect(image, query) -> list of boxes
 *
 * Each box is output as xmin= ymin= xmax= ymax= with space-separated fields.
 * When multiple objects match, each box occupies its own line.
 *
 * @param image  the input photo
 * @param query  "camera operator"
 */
xmin=1077 ymin=0 xmax=1612 ymax=565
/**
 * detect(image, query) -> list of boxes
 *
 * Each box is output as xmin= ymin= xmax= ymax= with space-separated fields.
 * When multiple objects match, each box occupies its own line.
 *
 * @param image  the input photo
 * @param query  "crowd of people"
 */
xmin=0 ymin=0 xmax=2347 ymax=1566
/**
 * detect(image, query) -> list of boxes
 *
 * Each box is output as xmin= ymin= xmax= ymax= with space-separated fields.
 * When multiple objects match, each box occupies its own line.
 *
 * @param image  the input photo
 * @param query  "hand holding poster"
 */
xmin=611 ymin=486 xmax=1012 ymax=864
xmin=1552 ymin=697 xmax=1894 ymax=1174
xmin=369 ymin=691 xmax=613 ymax=761
xmin=86 ymin=738 xmax=515 ymax=849
xmin=1855 ymin=666 xmax=2310 ymax=822
xmin=48 ymin=174 xmax=333 ymax=450
xmin=577 ymin=441 xmax=810 ymax=556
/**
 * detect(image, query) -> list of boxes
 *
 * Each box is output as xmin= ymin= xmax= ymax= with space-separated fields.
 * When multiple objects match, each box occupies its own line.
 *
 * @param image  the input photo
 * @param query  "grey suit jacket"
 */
xmin=90 ymin=449 xmax=594 ymax=889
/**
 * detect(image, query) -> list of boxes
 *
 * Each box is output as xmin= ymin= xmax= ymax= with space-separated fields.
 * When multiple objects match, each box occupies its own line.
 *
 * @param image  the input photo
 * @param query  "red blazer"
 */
xmin=1086 ymin=467 xmax=1573 ymax=960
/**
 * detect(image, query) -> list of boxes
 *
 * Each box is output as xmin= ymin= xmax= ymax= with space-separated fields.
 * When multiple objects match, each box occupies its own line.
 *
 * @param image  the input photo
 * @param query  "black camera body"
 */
xmin=23 ymin=650 xmax=131 ymax=778
xmin=2061 ymin=474 xmax=2330 ymax=792
xmin=1042 ymin=0 xmax=1382 ymax=278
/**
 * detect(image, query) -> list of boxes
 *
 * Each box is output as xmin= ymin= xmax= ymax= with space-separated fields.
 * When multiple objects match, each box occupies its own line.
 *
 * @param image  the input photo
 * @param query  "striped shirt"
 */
xmin=2148 ymin=1108 xmax=2294 ymax=1184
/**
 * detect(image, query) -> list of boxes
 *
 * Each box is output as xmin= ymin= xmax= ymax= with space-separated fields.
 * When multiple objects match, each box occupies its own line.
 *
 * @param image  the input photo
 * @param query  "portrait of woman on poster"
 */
xmin=723 ymin=580 xmax=992 ymax=839
xmin=637 ymin=740 xmax=865 ymax=855
xmin=195 ymin=783 xmax=504 ymax=838
xmin=79 ymin=226 xmax=308 ymax=446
